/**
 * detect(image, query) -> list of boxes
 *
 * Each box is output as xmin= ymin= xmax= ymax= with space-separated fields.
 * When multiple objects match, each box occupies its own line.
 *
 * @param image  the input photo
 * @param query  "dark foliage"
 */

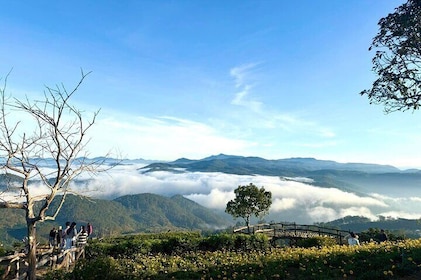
xmin=361 ymin=0 xmax=421 ymax=112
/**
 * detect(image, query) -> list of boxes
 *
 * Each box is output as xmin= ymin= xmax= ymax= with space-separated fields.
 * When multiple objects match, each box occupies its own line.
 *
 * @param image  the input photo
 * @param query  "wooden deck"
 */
xmin=234 ymin=222 xmax=351 ymax=245
xmin=0 ymin=245 xmax=85 ymax=279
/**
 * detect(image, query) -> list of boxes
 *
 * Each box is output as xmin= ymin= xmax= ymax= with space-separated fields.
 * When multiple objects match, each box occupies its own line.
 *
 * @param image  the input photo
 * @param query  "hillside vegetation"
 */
xmin=41 ymin=231 xmax=421 ymax=280
xmin=1 ymin=191 xmax=420 ymax=247
xmin=0 ymin=194 xmax=230 ymax=246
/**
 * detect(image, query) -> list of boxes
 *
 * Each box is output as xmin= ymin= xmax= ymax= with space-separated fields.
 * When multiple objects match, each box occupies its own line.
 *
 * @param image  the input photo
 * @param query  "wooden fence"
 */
xmin=234 ymin=222 xmax=351 ymax=245
xmin=0 ymin=245 xmax=85 ymax=280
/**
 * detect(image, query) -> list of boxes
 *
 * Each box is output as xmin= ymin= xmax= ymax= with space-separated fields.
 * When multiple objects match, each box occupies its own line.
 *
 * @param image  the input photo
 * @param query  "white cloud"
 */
xmin=186 ymin=189 xmax=234 ymax=209
xmin=271 ymin=197 xmax=297 ymax=211
xmin=86 ymin=114 xmax=253 ymax=160
xmin=230 ymin=63 xmax=259 ymax=89
xmin=376 ymin=211 xmax=421 ymax=220
xmin=229 ymin=63 xmax=263 ymax=112
xmin=56 ymin=165 xmax=421 ymax=224
xmin=307 ymin=206 xmax=339 ymax=222
xmin=4 ymin=160 xmax=421 ymax=224
xmin=339 ymin=207 xmax=378 ymax=221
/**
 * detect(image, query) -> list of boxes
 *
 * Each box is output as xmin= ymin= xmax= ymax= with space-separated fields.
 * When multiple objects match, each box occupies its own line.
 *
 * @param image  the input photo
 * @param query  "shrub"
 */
xmin=295 ymin=236 xmax=337 ymax=248
xmin=0 ymin=246 xmax=5 ymax=257
xmin=199 ymin=233 xmax=269 ymax=251
xmin=71 ymin=256 xmax=122 ymax=280
xmin=151 ymin=235 xmax=201 ymax=254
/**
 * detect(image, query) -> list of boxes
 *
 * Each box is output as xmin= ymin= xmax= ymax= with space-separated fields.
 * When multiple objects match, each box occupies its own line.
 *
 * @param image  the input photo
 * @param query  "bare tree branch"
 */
xmin=0 ymin=70 xmax=106 ymax=279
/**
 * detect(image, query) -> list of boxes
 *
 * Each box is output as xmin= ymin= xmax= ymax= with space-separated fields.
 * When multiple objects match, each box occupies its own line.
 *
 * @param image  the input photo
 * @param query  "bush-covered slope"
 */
xmin=0 ymin=193 xmax=231 ymax=246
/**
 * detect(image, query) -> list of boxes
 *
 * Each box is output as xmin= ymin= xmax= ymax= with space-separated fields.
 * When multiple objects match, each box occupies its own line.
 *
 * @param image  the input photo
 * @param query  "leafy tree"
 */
xmin=225 ymin=183 xmax=272 ymax=230
xmin=358 ymin=228 xmax=405 ymax=243
xmin=0 ymin=71 xmax=103 ymax=280
xmin=360 ymin=0 xmax=421 ymax=113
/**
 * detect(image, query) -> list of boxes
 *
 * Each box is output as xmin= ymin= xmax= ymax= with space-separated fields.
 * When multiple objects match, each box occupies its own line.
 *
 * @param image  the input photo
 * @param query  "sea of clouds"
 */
xmin=5 ymin=161 xmax=421 ymax=225
xmin=61 ymin=162 xmax=421 ymax=224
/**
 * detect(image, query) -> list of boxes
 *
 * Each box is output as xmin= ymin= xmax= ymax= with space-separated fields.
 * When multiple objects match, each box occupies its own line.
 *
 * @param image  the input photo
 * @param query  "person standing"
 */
xmin=87 ymin=222 xmax=93 ymax=238
xmin=77 ymin=226 xmax=88 ymax=247
xmin=347 ymin=232 xmax=360 ymax=246
xmin=62 ymin=222 xmax=71 ymax=249
xmin=65 ymin=222 xmax=77 ymax=250
xmin=48 ymin=227 xmax=57 ymax=248
xmin=378 ymin=229 xmax=389 ymax=242
xmin=57 ymin=226 xmax=63 ymax=249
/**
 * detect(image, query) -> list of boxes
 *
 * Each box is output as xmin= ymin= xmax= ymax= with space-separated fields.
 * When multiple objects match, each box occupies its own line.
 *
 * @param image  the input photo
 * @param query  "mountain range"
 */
xmin=140 ymin=154 xmax=421 ymax=196
xmin=143 ymin=154 xmax=403 ymax=174
xmin=1 ymin=154 xmax=421 ymax=245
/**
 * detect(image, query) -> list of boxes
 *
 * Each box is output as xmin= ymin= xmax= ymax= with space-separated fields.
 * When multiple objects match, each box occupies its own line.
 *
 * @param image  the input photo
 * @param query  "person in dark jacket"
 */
xmin=57 ymin=226 xmax=63 ymax=249
xmin=64 ymin=222 xmax=77 ymax=250
xmin=49 ymin=227 xmax=57 ymax=248
xmin=378 ymin=229 xmax=388 ymax=242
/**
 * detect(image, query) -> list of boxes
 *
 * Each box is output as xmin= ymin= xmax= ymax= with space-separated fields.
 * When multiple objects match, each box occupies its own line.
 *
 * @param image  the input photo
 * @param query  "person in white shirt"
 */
xmin=347 ymin=232 xmax=360 ymax=246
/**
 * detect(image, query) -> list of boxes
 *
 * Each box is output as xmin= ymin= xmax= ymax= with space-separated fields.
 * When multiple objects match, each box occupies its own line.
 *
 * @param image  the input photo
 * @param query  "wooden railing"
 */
xmin=0 ymin=246 xmax=85 ymax=279
xmin=234 ymin=222 xmax=351 ymax=245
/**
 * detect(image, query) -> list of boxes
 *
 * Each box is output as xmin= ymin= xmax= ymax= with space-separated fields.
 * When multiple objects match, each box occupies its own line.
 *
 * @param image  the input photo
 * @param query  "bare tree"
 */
xmin=0 ymin=70 xmax=102 ymax=279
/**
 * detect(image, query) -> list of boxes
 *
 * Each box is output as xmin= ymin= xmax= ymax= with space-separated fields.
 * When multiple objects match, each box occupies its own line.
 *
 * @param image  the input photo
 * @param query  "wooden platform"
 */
xmin=234 ymin=222 xmax=351 ymax=245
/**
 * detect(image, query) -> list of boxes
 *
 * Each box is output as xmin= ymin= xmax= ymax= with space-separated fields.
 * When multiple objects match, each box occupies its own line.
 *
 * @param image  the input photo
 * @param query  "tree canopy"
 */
xmin=225 ymin=183 xmax=272 ymax=229
xmin=360 ymin=0 xmax=421 ymax=113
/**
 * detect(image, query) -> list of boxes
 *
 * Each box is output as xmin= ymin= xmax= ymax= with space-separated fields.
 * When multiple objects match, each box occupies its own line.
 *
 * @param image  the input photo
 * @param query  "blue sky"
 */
xmin=1 ymin=0 xmax=420 ymax=169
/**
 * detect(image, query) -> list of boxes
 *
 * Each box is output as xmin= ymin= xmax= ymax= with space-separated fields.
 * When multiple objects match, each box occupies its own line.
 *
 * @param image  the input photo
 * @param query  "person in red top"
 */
xmin=87 ymin=222 xmax=93 ymax=237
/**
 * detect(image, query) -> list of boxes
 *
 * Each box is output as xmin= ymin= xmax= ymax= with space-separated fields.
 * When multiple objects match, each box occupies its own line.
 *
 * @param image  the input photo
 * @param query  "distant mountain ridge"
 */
xmin=141 ymin=154 xmax=404 ymax=175
xmin=2 ymin=154 xmax=421 ymax=246
xmin=139 ymin=154 xmax=421 ymax=197
xmin=319 ymin=216 xmax=421 ymax=238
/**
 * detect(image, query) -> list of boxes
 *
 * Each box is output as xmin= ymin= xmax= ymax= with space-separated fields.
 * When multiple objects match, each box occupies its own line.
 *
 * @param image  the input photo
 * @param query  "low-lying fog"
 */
xmin=65 ymin=163 xmax=421 ymax=224
xmin=6 ymin=161 xmax=421 ymax=225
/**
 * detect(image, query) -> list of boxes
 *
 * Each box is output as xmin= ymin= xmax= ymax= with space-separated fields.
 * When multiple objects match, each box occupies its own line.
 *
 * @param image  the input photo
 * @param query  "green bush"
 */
xmin=43 ymin=269 xmax=70 ymax=280
xmin=87 ymin=231 xmax=203 ymax=257
xmin=199 ymin=233 xmax=235 ymax=251
xmin=0 ymin=246 xmax=6 ymax=257
xmin=151 ymin=235 xmax=201 ymax=254
xmin=295 ymin=236 xmax=337 ymax=248
xmin=359 ymin=228 xmax=405 ymax=243
xmin=71 ymin=256 xmax=122 ymax=280
xmin=199 ymin=233 xmax=269 ymax=251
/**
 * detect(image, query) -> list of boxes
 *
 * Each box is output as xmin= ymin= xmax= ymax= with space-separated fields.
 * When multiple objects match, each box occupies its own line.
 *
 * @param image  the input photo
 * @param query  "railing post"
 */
xmin=15 ymin=259 xmax=19 ymax=280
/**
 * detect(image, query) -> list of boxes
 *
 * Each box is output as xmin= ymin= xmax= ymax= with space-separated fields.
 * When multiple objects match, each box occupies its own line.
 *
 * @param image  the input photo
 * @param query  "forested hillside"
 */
xmin=0 ymin=193 xmax=230 ymax=246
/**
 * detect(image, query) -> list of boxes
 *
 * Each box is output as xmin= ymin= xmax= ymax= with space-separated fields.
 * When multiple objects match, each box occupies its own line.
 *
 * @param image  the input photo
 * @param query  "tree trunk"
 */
xmin=27 ymin=222 xmax=37 ymax=280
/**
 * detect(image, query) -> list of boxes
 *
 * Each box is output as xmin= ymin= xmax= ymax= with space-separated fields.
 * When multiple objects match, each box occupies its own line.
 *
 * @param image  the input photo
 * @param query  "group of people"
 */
xmin=49 ymin=222 xmax=93 ymax=250
xmin=347 ymin=229 xmax=388 ymax=246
